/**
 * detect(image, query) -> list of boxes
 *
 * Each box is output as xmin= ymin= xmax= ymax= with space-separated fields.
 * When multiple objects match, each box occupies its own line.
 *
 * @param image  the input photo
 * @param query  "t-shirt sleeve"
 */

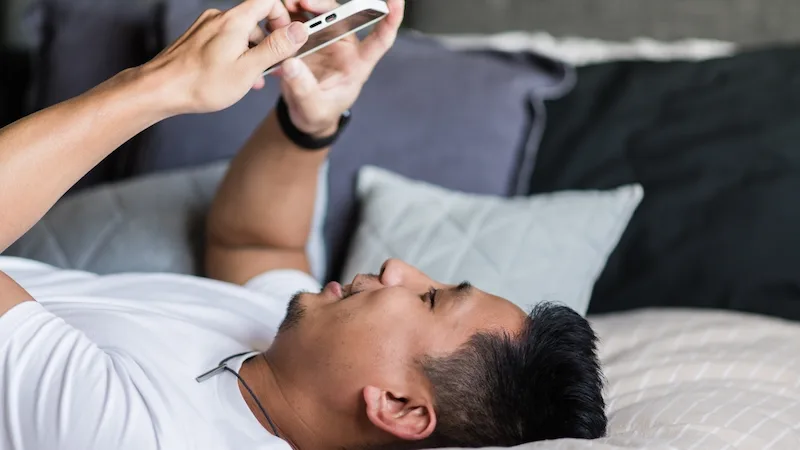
xmin=0 ymin=302 xmax=157 ymax=450
xmin=244 ymin=269 xmax=322 ymax=302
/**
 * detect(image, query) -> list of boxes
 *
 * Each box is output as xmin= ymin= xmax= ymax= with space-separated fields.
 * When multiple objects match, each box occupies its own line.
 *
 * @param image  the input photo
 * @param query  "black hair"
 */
xmin=416 ymin=302 xmax=607 ymax=448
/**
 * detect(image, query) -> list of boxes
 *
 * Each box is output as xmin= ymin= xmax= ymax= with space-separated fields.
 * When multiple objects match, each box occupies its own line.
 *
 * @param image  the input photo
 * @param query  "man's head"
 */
xmin=266 ymin=259 xmax=606 ymax=449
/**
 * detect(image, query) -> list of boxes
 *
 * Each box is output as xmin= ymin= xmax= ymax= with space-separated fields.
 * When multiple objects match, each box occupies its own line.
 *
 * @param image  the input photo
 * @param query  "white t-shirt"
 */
xmin=0 ymin=256 xmax=322 ymax=450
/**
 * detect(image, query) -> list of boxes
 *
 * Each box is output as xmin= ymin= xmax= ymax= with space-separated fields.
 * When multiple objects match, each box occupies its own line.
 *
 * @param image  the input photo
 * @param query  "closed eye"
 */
xmin=423 ymin=288 xmax=438 ymax=310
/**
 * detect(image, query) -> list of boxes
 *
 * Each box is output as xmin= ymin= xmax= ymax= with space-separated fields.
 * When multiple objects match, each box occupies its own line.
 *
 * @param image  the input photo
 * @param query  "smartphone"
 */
xmin=263 ymin=0 xmax=389 ymax=75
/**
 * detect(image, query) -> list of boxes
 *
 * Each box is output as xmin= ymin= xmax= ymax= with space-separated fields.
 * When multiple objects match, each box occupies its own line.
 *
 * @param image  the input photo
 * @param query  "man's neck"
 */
xmin=238 ymin=353 xmax=324 ymax=450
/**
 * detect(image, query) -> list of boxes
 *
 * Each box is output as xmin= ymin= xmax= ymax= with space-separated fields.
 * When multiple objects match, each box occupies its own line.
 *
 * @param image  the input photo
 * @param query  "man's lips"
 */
xmin=324 ymin=281 xmax=344 ymax=299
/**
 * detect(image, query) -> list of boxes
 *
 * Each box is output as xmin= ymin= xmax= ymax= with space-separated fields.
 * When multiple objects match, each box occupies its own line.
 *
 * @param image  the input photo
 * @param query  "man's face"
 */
xmin=266 ymin=259 xmax=526 ymax=428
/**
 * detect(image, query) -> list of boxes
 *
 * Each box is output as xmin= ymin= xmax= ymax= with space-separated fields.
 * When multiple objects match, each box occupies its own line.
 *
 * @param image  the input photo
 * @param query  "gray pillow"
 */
xmin=323 ymin=36 xmax=575 ymax=282
xmin=3 ymin=162 xmax=330 ymax=282
xmin=126 ymin=2 xmax=575 ymax=283
xmin=341 ymin=167 xmax=644 ymax=315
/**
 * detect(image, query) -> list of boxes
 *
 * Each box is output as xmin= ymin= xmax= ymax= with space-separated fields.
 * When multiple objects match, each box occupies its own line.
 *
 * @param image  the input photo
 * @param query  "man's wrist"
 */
xmin=309 ymin=122 xmax=341 ymax=140
xmin=275 ymin=97 xmax=351 ymax=151
xmin=116 ymin=63 xmax=192 ymax=121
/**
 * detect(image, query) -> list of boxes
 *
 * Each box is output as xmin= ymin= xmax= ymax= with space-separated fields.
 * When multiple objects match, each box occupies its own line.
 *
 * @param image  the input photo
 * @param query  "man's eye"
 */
xmin=425 ymin=288 xmax=438 ymax=310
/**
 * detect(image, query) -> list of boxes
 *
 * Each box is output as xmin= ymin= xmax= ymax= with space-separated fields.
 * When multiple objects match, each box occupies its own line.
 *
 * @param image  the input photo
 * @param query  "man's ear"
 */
xmin=363 ymin=385 xmax=436 ymax=441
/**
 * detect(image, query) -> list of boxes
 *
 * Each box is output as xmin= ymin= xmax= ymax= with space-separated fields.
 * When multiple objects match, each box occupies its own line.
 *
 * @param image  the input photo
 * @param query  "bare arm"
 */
xmin=0 ymin=71 xmax=167 ymax=253
xmin=206 ymin=0 xmax=405 ymax=284
xmin=0 ymin=0 xmax=309 ymax=316
xmin=0 ymin=71 xmax=165 ymax=316
xmin=206 ymin=112 xmax=329 ymax=284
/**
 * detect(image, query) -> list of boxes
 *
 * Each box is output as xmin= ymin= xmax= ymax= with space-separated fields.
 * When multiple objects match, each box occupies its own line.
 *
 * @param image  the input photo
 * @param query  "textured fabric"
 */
xmin=137 ymin=4 xmax=575 ymax=282
xmin=530 ymin=46 xmax=800 ymax=322
xmin=0 ymin=256 xmax=317 ymax=450
xmin=323 ymin=35 xmax=574 ymax=282
xmin=2 ymin=162 xmax=331 ymax=282
xmin=406 ymin=0 xmax=800 ymax=46
xmin=341 ymin=167 xmax=643 ymax=316
xmin=472 ymin=309 xmax=800 ymax=450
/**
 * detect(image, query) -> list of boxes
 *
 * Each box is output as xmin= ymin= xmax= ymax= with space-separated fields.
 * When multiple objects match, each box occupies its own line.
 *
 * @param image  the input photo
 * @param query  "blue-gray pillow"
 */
xmin=130 ymin=1 xmax=576 ymax=281
xmin=24 ymin=0 xmax=163 ymax=189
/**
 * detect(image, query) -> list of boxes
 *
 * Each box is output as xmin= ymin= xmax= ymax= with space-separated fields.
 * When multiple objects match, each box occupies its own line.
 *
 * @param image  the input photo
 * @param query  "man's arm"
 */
xmin=0 ymin=0 xmax=309 ymax=316
xmin=0 ymin=71 xmax=168 ymax=254
xmin=206 ymin=0 xmax=405 ymax=284
xmin=206 ymin=112 xmax=329 ymax=285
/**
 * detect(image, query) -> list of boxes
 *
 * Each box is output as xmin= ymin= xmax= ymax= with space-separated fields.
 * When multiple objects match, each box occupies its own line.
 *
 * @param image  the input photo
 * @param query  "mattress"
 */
xmin=493 ymin=309 xmax=800 ymax=450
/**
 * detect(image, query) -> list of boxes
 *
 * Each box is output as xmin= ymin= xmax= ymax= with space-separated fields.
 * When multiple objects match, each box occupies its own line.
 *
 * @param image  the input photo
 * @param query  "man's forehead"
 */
xmin=461 ymin=286 xmax=527 ymax=326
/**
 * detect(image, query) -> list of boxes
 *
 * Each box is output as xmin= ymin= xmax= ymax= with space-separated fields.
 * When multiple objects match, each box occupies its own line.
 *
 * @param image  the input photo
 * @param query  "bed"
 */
xmin=4 ymin=0 xmax=800 ymax=449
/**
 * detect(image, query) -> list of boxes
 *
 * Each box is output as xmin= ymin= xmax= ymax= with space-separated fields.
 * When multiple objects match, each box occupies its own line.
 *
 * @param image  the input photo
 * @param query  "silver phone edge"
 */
xmin=261 ymin=14 xmax=388 ymax=77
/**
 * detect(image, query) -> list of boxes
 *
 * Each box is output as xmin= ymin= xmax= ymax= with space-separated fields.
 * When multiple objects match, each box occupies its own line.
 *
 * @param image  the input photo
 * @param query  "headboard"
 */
xmin=6 ymin=1 xmax=800 ymax=48
xmin=405 ymin=0 xmax=800 ymax=46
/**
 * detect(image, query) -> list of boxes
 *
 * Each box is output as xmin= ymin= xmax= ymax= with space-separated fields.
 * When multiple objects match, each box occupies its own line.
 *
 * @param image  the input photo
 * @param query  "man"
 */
xmin=0 ymin=0 xmax=607 ymax=448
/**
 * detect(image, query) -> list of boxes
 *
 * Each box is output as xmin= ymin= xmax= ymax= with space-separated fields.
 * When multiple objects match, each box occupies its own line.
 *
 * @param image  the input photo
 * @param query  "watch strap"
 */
xmin=276 ymin=96 xmax=351 ymax=151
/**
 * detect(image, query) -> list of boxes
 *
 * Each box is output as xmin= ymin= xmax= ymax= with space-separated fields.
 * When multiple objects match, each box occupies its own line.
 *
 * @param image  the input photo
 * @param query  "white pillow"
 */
xmin=341 ymin=167 xmax=644 ymax=316
xmin=432 ymin=31 xmax=737 ymax=66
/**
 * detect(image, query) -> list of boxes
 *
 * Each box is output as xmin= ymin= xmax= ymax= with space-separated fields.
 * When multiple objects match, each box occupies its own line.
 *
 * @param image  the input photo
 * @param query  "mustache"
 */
xmin=345 ymin=273 xmax=380 ymax=297
xmin=278 ymin=291 xmax=308 ymax=334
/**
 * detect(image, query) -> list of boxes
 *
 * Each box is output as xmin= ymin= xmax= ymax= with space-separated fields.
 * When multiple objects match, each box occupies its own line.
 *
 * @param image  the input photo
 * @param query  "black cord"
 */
xmin=223 ymin=365 xmax=282 ymax=438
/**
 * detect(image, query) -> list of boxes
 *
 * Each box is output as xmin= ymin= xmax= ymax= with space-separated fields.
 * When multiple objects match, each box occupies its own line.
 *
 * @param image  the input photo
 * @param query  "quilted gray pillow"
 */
xmin=341 ymin=167 xmax=644 ymax=315
xmin=3 ymin=162 xmax=330 ymax=281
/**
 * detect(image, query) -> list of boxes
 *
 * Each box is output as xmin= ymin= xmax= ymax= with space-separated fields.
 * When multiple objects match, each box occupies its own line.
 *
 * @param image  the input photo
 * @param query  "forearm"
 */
xmin=208 ymin=112 xmax=328 ymax=253
xmin=0 ymin=68 xmax=171 ymax=252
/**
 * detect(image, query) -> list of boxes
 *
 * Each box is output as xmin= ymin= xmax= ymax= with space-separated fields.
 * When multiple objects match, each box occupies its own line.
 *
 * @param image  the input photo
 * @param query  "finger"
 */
xmin=283 ymin=0 xmax=302 ymax=14
xmin=298 ymin=0 xmax=340 ymax=14
xmin=252 ymin=77 xmax=267 ymax=90
xmin=234 ymin=0 xmax=292 ymax=30
xmin=280 ymin=58 xmax=320 ymax=103
xmin=359 ymin=0 xmax=404 ymax=66
xmin=249 ymin=24 xmax=267 ymax=45
xmin=243 ymin=22 xmax=308 ymax=75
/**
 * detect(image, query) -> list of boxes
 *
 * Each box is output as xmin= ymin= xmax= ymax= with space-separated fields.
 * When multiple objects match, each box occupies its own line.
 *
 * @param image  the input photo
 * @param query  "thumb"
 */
xmin=244 ymin=22 xmax=308 ymax=74
xmin=280 ymin=58 xmax=319 ymax=103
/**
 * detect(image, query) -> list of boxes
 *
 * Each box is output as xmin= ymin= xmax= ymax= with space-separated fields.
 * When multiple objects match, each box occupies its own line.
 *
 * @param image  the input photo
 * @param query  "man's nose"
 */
xmin=380 ymin=258 xmax=418 ymax=288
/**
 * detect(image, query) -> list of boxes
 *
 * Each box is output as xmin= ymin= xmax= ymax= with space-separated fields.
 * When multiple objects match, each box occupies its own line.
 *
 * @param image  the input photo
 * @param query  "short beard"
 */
xmin=277 ymin=291 xmax=307 ymax=334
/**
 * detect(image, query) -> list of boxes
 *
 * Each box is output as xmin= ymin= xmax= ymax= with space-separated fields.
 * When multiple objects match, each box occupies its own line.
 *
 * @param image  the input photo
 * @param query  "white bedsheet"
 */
xmin=456 ymin=309 xmax=800 ymax=450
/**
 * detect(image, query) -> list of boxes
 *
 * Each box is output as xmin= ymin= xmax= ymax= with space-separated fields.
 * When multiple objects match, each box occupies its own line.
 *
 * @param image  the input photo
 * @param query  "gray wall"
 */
xmin=406 ymin=0 xmax=800 ymax=46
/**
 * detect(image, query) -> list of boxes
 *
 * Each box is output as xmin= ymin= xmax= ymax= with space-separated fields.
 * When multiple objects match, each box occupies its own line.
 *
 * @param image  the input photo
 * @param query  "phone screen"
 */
xmin=264 ymin=8 xmax=385 ymax=73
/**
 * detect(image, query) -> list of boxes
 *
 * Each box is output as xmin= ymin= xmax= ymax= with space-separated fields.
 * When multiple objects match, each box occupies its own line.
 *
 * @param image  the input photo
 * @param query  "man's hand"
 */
xmin=142 ymin=0 xmax=309 ymax=115
xmin=0 ymin=0 xmax=310 ymax=254
xmin=276 ymin=0 xmax=405 ymax=137
xmin=205 ymin=0 xmax=406 ymax=284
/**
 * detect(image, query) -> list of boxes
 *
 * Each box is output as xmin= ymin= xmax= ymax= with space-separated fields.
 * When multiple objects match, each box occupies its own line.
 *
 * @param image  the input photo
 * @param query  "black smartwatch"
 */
xmin=276 ymin=96 xmax=352 ymax=151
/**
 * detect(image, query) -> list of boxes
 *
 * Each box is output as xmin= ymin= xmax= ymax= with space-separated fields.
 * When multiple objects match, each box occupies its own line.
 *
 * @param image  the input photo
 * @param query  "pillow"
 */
xmin=24 ymin=0 xmax=163 ymax=189
xmin=519 ymin=308 xmax=800 ymax=449
xmin=530 ymin=47 xmax=800 ymax=322
xmin=434 ymin=32 xmax=737 ymax=66
xmin=341 ymin=167 xmax=643 ymax=315
xmin=3 ymin=161 xmax=330 ymax=282
xmin=130 ymin=4 xmax=577 ymax=282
